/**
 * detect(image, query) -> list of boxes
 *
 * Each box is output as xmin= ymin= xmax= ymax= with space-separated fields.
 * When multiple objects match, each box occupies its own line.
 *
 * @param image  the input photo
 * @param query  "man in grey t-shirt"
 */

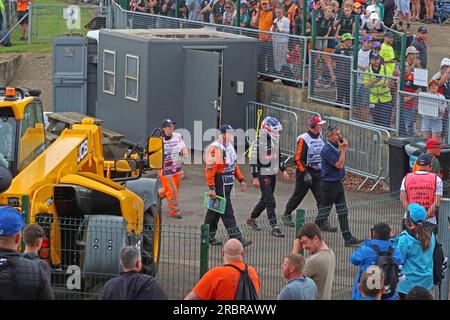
xmin=293 ymin=223 xmax=336 ymax=300
xmin=278 ymin=253 xmax=317 ymax=300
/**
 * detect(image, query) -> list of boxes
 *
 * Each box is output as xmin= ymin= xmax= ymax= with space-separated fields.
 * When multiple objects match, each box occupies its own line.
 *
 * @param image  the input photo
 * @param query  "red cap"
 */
xmin=307 ymin=116 xmax=326 ymax=127
xmin=426 ymin=138 xmax=444 ymax=149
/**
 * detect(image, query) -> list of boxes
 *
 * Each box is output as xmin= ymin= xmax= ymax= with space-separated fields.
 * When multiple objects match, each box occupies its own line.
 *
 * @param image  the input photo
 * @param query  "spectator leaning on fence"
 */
xmin=393 ymin=203 xmax=436 ymax=300
xmin=350 ymin=222 xmax=404 ymax=300
xmin=364 ymin=52 xmax=394 ymax=128
xmin=186 ymin=0 xmax=203 ymax=21
xmin=332 ymin=33 xmax=354 ymax=106
xmin=354 ymin=35 xmax=373 ymax=121
xmin=316 ymin=126 xmax=363 ymax=247
xmin=23 ymin=223 xmax=51 ymax=285
xmin=223 ymin=1 xmax=237 ymax=26
xmin=357 ymin=265 xmax=385 ymax=300
xmin=411 ymin=27 xmax=428 ymax=69
xmin=0 ymin=207 xmax=54 ymax=300
xmin=277 ymin=253 xmax=317 ymax=300
xmin=420 ymin=79 xmax=447 ymax=140
xmin=99 ymin=246 xmax=168 ymax=300
xmin=239 ymin=2 xmax=251 ymax=28
xmin=282 ymin=116 xmax=326 ymax=229
xmin=405 ymin=286 xmax=434 ymax=300
xmin=315 ymin=6 xmax=335 ymax=51
xmin=271 ymin=6 xmax=291 ymax=74
xmin=257 ymin=0 xmax=276 ymax=75
xmin=335 ymin=5 xmax=355 ymax=39
xmin=433 ymin=58 xmax=450 ymax=100
xmin=400 ymin=153 xmax=443 ymax=234
xmin=283 ymin=0 xmax=300 ymax=34
xmin=211 ymin=0 xmax=226 ymax=24
xmin=292 ymin=223 xmax=336 ymax=300
xmin=185 ymin=239 xmax=260 ymax=300
xmin=400 ymin=50 xmax=421 ymax=136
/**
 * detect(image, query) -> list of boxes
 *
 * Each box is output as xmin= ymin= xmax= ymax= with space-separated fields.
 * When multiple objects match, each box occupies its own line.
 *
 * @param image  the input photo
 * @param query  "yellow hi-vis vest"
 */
xmin=364 ymin=64 xmax=392 ymax=104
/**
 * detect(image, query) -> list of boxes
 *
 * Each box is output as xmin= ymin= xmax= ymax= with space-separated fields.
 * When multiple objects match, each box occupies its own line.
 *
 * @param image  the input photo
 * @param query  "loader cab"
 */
xmin=0 ymin=87 xmax=46 ymax=177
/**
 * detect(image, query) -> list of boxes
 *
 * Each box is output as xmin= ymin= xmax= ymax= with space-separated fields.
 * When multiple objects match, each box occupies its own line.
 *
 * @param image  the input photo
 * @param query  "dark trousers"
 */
xmin=370 ymin=100 xmax=393 ymax=128
xmin=283 ymin=169 xmax=322 ymax=217
xmin=258 ymin=41 xmax=274 ymax=74
xmin=204 ymin=174 xmax=241 ymax=240
xmin=315 ymin=180 xmax=353 ymax=241
xmin=336 ymin=77 xmax=351 ymax=105
xmin=251 ymin=174 xmax=277 ymax=227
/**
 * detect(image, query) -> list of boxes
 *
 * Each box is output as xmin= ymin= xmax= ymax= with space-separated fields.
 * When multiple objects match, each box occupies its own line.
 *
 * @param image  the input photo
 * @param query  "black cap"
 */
xmin=219 ymin=124 xmax=233 ymax=134
xmin=418 ymin=26 xmax=428 ymax=33
xmin=161 ymin=118 xmax=176 ymax=128
xmin=417 ymin=153 xmax=432 ymax=166
xmin=371 ymin=51 xmax=381 ymax=60
xmin=384 ymin=31 xmax=394 ymax=38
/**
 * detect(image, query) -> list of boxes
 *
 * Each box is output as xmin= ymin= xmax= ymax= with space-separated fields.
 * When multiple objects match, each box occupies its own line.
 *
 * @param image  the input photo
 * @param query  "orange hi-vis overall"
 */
xmin=158 ymin=132 xmax=186 ymax=216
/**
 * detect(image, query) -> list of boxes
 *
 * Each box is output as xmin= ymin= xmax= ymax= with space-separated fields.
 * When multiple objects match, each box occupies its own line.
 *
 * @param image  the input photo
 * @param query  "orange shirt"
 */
xmin=193 ymin=261 xmax=260 ymax=300
xmin=17 ymin=0 xmax=30 ymax=12
xmin=258 ymin=10 xmax=274 ymax=42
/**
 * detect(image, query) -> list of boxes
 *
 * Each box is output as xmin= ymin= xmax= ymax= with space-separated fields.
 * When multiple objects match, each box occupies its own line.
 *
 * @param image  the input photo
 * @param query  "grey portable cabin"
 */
xmin=96 ymin=28 xmax=257 ymax=147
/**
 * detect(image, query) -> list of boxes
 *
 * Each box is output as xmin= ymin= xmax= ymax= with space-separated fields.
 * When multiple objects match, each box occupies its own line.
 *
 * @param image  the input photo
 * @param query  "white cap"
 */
xmin=369 ymin=12 xmax=379 ymax=20
xmin=366 ymin=5 xmax=377 ymax=13
xmin=441 ymin=58 xmax=450 ymax=68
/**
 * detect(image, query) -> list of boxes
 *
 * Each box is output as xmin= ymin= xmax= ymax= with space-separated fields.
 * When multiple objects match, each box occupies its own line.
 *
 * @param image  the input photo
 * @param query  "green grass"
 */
xmin=3 ymin=0 xmax=97 ymax=53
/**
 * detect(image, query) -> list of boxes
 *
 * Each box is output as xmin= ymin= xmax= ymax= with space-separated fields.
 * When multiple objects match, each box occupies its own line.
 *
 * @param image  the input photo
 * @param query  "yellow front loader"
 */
xmin=0 ymin=87 xmax=164 ymax=284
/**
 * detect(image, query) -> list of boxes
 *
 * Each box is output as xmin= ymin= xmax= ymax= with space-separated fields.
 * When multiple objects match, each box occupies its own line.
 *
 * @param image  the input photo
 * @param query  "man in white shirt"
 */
xmin=354 ymin=35 xmax=373 ymax=121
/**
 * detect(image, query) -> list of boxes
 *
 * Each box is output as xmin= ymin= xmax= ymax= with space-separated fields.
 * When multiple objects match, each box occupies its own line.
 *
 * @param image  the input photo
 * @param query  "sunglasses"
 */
xmin=226 ymin=6 xmax=232 ymax=8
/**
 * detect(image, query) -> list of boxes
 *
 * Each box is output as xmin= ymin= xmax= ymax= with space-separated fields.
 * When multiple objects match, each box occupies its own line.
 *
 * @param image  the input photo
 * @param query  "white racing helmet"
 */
xmin=260 ymin=116 xmax=283 ymax=140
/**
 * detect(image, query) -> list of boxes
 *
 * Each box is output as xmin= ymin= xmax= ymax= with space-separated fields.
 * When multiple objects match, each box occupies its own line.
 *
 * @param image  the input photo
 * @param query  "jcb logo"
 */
xmin=77 ymin=139 xmax=89 ymax=163
xmin=66 ymin=265 xmax=81 ymax=290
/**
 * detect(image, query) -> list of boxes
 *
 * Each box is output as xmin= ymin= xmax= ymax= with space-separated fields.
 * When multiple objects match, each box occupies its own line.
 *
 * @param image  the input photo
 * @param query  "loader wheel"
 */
xmin=141 ymin=201 xmax=162 ymax=276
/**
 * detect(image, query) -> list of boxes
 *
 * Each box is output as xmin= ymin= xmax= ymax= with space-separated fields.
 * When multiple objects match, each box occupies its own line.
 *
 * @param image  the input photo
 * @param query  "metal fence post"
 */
xmin=28 ymin=4 xmax=32 ymax=45
xmin=301 ymin=0 xmax=307 ymax=36
xmin=352 ymin=15 xmax=360 ymax=71
xmin=310 ymin=9 xmax=317 ymax=51
xmin=396 ymin=87 xmax=401 ymax=134
xmin=21 ymin=195 xmax=30 ymax=252
xmin=236 ymin=1 xmax=240 ymax=27
xmin=399 ymin=33 xmax=407 ymax=90
xmin=437 ymin=199 xmax=450 ymax=300
xmin=200 ymin=224 xmax=210 ymax=278
xmin=301 ymin=37 xmax=308 ymax=89
xmin=176 ymin=0 xmax=180 ymax=18
xmin=295 ymin=209 xmax=305 ymax=255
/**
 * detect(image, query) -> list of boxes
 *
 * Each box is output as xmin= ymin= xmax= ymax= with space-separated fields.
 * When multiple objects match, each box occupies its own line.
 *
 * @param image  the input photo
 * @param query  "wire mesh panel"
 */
xmin=246 ymin=101 xmax=298 ymax=157
xmin=323 ymin=117 xmax=390 ymax=189
xmin=308 ymin=50 xmax=353 ymax=109
xmin=397 ymin=90 xmax=450 ymax=143
xmin=271 ymin=102 xmax=321 ymax=135
xmin=351 ymin=69 xmax=400 ymax=131
xmin=30 ymin=4 xmax=104 ymax=41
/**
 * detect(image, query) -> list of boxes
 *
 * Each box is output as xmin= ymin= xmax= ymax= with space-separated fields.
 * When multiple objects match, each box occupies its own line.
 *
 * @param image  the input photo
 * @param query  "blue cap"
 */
xmin=161 ymin=118 xmax=176 ymax=128
xmin=408 ymin=203 xmax=426 ymax=224
xmin=0 ymin=207 xmax=25 ymax=237
xmin=219 ymin=124 xmax=233 ymax=134
xmin=363 ymin=35 xmax=373 ymax=42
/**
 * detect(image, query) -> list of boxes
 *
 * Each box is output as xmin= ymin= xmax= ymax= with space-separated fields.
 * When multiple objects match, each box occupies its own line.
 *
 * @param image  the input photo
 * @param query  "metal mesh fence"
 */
xmin=351 ymin=69 xmax=400 ymax=131
xmin=30 ymin=4 xmax=106 ymax=41
xmin=270 ymin=102 xmax=321 ymax=134
xmin=397 ymin=90 xmax=450 ymax=143
xmin=308 ymin=50 xmax=353 ymax=109
xmin=109 ymin=2 xmax=309 ymax=86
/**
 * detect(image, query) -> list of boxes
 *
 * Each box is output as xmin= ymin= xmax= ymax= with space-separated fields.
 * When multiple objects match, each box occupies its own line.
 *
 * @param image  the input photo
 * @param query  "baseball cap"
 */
xmin=366 ymin=4 xmax=377 ymax=13
xmin=0 ymin=207 xmax=24 ymax=237
xmin=440 ymin=57 xmax=450 ymax=68
xmin=161 ymin=118 xmax=176 ymax=128
xmin=384 ymin=31 xmax=394 ymax=38
xmin=363 ymin=35 xmax=373 ymax=42
xmin=408 ymin=203 xmax=426 ymax=224
xmin=308 ymin=116 xmax=326 ymax=127
xmin=371 ymin=51 xmax=381 ymax=60
xmin=342 ymin=33 xmax=354 ymax=41
xmin=369 ymin=12 xmax=379 ymax=20
xmin=373 ymin=41 xmax=381 ymax=48
xmin=261 ymin=0 xmax=269 ymax=4
xmin=219 ymin=124 xmax=234 ymax=134
xmin=353 ymin=2 xmax=362 ymax=8
xmin=406 ymin=46 xmax=419 ymax=55
xmin=426 ymin=138 xmax=444 ymax=149
xmin=418 ymin=26 xmax=428 ymax=34
xmin=416 ymin=153 xmax=433 ymax=166
xmin=240 ymin=1 xmax=248 ymax=8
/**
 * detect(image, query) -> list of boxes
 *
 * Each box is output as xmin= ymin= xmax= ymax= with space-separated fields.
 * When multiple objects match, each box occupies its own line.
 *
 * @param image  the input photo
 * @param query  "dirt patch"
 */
xmin=10 ymin=52 xmax=53 ymax=111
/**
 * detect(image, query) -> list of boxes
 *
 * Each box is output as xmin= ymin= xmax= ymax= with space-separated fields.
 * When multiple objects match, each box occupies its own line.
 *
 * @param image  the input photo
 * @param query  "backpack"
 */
xmin=370 ymin=245 xmax=400 ymax=300
xmin=432 ymin=236 xmax=447 ymax=285
xmin=224 ymin=264 xmax=259 ymax=300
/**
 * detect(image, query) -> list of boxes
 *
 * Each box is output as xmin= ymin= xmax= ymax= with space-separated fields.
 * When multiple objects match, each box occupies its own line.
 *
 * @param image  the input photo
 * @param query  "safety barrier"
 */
xmin=246 ymin=101 xmax=298 ymax=158
xmin=308 ymin=50 xmax=353 ymax=109
xmin=32 ymin=189 xmax=450 ymax=300
xmin=270 ymin=102 xmax=321 ymax=134
xmin=397 ymin=90 xmax=450 ymax=143
xmin=323 ymin=117 xmax=391 ymax=190
xmin=28 ymin=3 xmax=106 ymax=43
xmin=351 ymin=70 xmax=400 ymax=132
xmin=109 ymin=1 xmax=310 ymax=87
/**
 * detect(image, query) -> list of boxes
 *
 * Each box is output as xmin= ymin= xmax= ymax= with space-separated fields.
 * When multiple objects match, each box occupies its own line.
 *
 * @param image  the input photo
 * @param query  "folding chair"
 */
xmin=436 ymin=0 xmax=450 ymax=25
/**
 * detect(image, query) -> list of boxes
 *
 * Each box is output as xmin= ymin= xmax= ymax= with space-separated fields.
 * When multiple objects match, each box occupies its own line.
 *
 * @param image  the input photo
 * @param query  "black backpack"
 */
xmin=370 ymin=245 xmax=400 ymax=300
xmin=224 ymin=264 xmax=259 ymax=300
xmin=432 ymin=236 xmax=447 ymax=285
